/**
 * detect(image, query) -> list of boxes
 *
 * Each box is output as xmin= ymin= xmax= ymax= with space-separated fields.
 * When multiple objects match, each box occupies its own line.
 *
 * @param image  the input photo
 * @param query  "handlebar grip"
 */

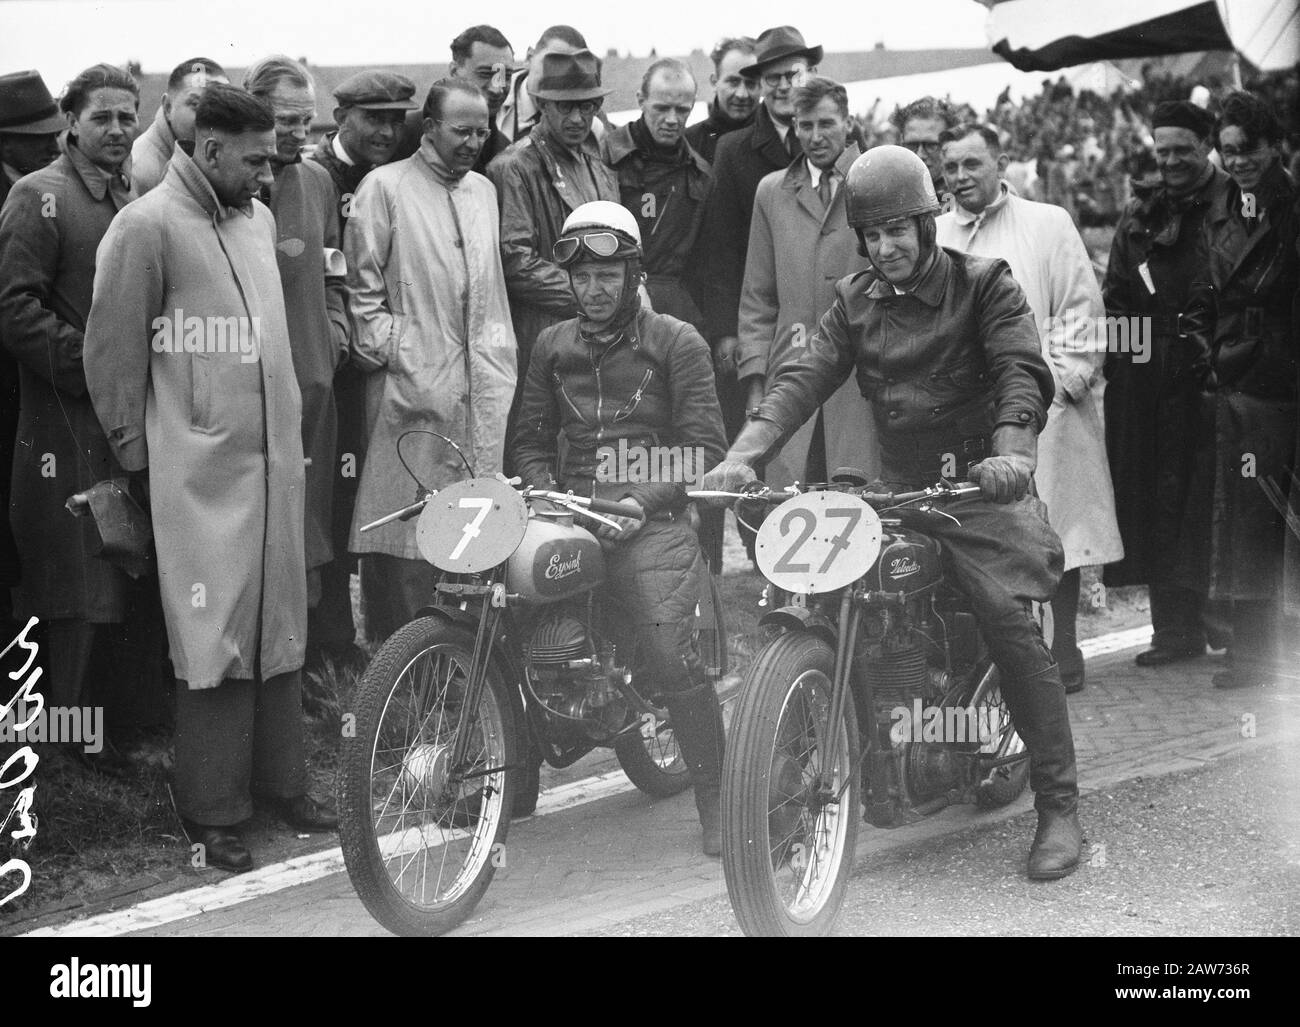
xmin=585 ymin=496 xmax=646 ymax=519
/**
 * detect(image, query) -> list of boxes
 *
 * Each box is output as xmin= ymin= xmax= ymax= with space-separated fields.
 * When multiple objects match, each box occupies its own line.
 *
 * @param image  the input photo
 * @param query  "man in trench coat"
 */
xmin=85 ymin=85 xmax=336 ymax=874
xmin=937 ymin=123 xmax=1124 ymax=692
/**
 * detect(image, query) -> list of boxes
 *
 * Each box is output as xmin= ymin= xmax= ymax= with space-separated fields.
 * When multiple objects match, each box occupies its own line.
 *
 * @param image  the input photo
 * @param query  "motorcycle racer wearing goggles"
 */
xmin=554 ymin=201 xmax=645 ymax=336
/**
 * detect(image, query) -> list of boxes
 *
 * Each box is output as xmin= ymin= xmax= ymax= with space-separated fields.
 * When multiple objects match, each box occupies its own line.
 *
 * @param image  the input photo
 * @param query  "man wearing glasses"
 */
xmin=487 ymin=49 xmax=618 ymax=395
xmin=448 ymin=24 xmax=516 ymax=174
xmin=892 ymin=95 xmax=956 ymax=200
xmin=344 ymin=78 xmax=517 ymax=643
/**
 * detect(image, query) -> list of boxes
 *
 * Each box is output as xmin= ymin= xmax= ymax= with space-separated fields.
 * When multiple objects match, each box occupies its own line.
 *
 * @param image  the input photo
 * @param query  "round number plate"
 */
xmin=417 ymin=477 xmax=529 ymax=573
xmin=755 ymin=491 xmax=883 ymax=595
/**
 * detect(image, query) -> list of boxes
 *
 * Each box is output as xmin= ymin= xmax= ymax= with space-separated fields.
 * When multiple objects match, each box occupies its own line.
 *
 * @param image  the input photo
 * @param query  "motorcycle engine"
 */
xmin=526 ymin=610 xmax=629 ymax=740
xmin=857 ymin=604 xmax=963 ymax=814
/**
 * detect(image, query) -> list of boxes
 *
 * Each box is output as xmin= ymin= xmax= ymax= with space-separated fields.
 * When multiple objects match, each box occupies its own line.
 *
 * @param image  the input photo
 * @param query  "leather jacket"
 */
xmin=511 ymin=307 xmax=727 ymax=514
xmin=755 ymin=246 xmax=1054 ymax=482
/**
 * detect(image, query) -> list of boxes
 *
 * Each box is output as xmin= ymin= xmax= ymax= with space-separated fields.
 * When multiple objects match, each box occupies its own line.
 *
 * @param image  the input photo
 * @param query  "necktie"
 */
xmin=786 ymin=130 xmax=801 ymax=159
xmin=817 ymin=170 xmax=833 ymax=211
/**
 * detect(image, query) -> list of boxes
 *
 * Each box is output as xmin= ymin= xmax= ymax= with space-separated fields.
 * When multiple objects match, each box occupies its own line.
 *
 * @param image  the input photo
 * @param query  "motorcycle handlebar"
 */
xmin=523 ymin=488 xmax=645 ymax=521
xmin=688 ymin=482 xmax=983 ymax=509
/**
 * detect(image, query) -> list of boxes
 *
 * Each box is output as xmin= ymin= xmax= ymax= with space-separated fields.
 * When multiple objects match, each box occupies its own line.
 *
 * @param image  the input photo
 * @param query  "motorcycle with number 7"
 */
xmin=337 ymin=431 xmax=727 ymax=936
xmin=693 ymin=474 xmax=1047 ymax=936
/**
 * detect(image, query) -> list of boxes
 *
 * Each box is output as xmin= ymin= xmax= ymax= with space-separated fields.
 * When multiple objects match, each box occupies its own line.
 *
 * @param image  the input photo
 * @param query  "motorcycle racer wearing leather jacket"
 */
xmin=510 ymin=201 xmax=729 ymax=856
xmin=703 ymin=147 xmax=1084 ymax=879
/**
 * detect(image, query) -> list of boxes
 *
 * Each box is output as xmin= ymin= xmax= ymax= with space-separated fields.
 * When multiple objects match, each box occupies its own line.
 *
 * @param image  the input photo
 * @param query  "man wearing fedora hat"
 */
xmin=487 ymin=47 xmax=618 ymax=398
xmin=0 ymin=70 xmax=65 ymax=635
xmin=693 ymin=26 xmax=821 ymax=564
xmin=132 ymin=57 xmax=228 ymax=195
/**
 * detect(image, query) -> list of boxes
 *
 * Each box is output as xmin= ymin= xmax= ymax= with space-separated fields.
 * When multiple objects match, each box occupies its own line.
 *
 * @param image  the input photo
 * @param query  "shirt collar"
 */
xmin=60 ymin=132 xmax=132 ymax=208
xmin=170 ymin=140 xmax=255 ymax=220
xmin=864 ymin=247 xmax=949 ymax=307
xmin=331 ymin=131 xmax=355 ymax=167
xmin=951 ymin=180 xmax=1010 ymax=228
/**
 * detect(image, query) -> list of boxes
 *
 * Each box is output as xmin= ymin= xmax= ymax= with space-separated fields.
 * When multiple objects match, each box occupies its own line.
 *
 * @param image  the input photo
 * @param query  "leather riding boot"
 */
xmin=665 ymin=681 xmax=725 ymax=857
xmin=998 ymin=663 xmax=1083 ymax=880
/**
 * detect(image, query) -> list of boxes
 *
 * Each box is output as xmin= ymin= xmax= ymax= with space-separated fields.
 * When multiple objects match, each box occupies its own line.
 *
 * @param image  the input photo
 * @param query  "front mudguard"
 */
xmin=758 ymin=604 xmax=838 ymax=647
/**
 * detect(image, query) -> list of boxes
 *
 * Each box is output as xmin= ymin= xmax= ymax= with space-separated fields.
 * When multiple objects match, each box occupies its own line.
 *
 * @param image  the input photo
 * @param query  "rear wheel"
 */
xmin=339 ymin=618 xmax=517 ymax=936
xmin=721 ymin=630 xmax=859 ymax=937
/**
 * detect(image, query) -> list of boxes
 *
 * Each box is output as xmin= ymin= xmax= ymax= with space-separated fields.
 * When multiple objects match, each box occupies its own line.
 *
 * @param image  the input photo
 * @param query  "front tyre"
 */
xmin=614 ymin=712 xmax=691 ymax=797
xmin=339 ymin=618 xmax=517 ymax=936
xmin=721 ymin=630 xmax=860 ymax=937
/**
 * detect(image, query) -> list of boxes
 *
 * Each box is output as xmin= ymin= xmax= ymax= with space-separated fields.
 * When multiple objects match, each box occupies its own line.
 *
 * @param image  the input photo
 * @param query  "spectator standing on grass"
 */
xmin=1102 ymin=100 xmax=1234 ymax=669
xmin=131 ymin=57 xmax=227 ymax=195
xmin=84 ymin=84 xmax=337 ymax=873
xmin=0 ymin=64 xmax=139 ymax=739
xmin=345 ymin=79 xmax=516 ymax=643
xmin=1177 ymin=91 xmax=1298 ymax=690
xmin=684 ymin=37 xmax=759 ymax=164
xmin=937 ymin=122 xmax=1124 ymax=694
xmin=310 ymin=69 xmax=417 ymax=670
xmin=244 ymin=57 xmax=352 ymax=675
xmin=0 ymin=70 xmax=64 ymax=640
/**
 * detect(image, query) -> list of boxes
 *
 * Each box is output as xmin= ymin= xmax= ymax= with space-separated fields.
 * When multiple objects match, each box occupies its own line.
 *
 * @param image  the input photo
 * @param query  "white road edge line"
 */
xmin=22 ymin=622 xmax=1152 ymax=938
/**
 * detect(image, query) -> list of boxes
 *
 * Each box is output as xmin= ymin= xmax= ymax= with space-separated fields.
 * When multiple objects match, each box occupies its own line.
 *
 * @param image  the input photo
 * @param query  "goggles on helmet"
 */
xmin=553 ymin=231 xmax=640 ymax=268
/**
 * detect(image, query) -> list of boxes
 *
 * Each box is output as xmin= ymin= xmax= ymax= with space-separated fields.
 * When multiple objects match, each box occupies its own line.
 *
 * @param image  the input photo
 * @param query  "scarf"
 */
xmin=628 ymin=116 xmax=693 ymax=169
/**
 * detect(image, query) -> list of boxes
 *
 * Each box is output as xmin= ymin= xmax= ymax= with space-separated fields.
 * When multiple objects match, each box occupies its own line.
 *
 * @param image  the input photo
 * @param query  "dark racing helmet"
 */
xmin=844 ymin=144 xmax=940 ymax=229
xmin=845 ymin=144 xmax=941 ymax=272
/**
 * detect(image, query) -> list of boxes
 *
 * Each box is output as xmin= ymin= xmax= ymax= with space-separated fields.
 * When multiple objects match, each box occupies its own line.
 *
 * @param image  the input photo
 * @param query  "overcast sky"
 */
xmin=1 ymin=0 xmax=996 ymax=85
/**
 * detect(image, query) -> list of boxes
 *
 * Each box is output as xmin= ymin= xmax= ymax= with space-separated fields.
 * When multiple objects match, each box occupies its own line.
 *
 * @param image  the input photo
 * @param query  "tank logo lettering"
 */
xmin=889 ymin=557 xmax=920 ymax=578
xmin=544 ymin=552 xmax=583 ymax=580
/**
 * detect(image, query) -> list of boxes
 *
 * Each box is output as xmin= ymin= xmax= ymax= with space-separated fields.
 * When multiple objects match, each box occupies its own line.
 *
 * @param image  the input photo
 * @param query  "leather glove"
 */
xmin=595 ymin=498 xmax=644 ymax=541
xmin=701 ymin=460 xmax=758 ymax=497
xmin=700 ymin=418 xmax=785 ymax=502
xmin=969 ymin=424 xmax=1037 ymax=503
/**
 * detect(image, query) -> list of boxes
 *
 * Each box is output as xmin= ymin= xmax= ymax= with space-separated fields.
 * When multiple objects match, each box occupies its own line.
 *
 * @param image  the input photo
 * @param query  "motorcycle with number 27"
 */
xmin=337 ymin=431 xmax=726 ymax=936
xmin=697 ymin=473 xmax=1049 ymax=936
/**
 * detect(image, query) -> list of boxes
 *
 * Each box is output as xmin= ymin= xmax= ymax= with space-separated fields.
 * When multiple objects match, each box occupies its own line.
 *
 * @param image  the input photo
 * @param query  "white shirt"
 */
xmin=807 ymin=159 xmax=839 ymax=202
xmin=332 ymin=132 xmax=355 ymax=167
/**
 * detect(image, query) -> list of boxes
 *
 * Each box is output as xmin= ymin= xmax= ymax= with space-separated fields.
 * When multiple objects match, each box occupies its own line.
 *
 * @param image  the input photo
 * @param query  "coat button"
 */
xmin=931 ymin=407 xmax=941 ymax=416
xmin=454 ymin=237 xmax=463 ymax=248
xmin=888 ymin=409 xmax=900 ymax=419
xmin=929 ymin=371 xmax=939 ymax=381
xmin=1018 ymin=412 xmax=1031 ymax=422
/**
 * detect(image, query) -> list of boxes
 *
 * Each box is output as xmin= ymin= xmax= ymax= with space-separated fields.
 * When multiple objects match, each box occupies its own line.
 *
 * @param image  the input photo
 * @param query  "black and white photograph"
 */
xmin=0 ymin=0 xmax=1296 ymax=985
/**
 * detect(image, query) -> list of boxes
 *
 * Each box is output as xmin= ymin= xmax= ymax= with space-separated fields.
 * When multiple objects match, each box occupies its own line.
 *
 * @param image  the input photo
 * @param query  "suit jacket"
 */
xmin=694 ymin=103 xmax=800 ymax=343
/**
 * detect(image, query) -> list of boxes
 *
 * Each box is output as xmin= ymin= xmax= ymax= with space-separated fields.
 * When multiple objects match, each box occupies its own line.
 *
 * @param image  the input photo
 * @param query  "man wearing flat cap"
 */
xmin=693 ymin=26 xmax=821 ymax=563
xmin=307 ymin=68 xmax=417 ymax=671
xmin=313 ymin=69 xmax=417 ymax=235
xmin=487 ymin=48 xmax=618 ymax=400
xmin=0 ymin=69 xmax=65 ymax=636
xmin=1102 ymin=99 xmax=1233 ymax=668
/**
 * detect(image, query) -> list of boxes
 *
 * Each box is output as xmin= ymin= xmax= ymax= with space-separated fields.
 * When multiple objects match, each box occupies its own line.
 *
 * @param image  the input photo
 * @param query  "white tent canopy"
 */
xmin=980 ymin=0 xmax=1298 ymax=72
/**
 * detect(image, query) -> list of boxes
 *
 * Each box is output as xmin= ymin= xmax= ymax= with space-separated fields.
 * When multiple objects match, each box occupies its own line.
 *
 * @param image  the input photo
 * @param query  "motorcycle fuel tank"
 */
xmin=506 ymin=515 xmax=605 ymax=602
xmin=864 ymin=529 xmax=942 ymax=595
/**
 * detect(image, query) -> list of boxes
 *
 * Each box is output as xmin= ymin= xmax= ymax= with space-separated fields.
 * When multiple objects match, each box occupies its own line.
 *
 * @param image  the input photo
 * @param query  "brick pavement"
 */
xmin=116 ymin=642 xmax=1298 ymax=937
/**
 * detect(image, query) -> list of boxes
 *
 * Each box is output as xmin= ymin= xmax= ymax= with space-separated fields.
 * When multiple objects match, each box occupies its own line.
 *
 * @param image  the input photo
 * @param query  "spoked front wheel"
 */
xmin=721 ymin=630 xmax=860 ymax=937
xmin=614 ymin=709 xmax=691 ymax=797
xmin=338 ymin=618 xmax=518 ymax=936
